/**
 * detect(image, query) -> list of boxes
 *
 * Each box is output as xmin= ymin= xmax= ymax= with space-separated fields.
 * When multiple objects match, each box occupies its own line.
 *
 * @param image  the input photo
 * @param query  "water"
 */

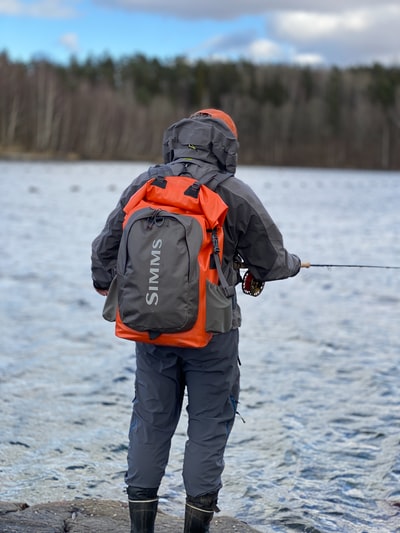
xmin=1 ymin=161 xmax=399 ymax=532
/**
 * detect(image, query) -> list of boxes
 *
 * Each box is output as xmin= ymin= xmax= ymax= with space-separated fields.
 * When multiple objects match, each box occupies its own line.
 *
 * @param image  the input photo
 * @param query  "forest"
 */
xmin=1 ymin=51 xmax=400 ymax=169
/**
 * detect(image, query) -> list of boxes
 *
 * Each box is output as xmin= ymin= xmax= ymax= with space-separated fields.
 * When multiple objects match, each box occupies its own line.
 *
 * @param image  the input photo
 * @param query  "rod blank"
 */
xmin=301 ymin=262 xmax=400 ymax=270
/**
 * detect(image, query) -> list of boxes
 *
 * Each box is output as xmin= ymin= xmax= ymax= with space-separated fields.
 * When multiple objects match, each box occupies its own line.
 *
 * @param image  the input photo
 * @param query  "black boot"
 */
xmin=127 ymin=486 xmax=158 ymax=533
xmin=184 ymin=492 xmax=219 ymax=533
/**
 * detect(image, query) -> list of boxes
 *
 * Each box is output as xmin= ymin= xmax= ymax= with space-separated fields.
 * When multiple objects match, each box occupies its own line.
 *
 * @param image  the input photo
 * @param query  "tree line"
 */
xmin=1 ymin=51 xmax=400 ymax=169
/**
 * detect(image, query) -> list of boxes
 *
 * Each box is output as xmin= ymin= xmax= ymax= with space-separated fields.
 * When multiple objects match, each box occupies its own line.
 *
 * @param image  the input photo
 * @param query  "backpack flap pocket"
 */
xmin=102 ymin=276 xmax=118 ymax=322
xmin=205 ymin=280 xmax=233 ymax=333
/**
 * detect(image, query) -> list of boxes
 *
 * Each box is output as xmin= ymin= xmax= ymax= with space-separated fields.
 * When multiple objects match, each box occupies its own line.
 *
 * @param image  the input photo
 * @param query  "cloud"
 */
xmin=0 ymin=0 xmax=77 ymax=18
xmin=93 ymin=0 xmax=400 ymax=66
xmin=271 ymin=5 xmax=400 ymax=65
xmin=180 ymin=2 xmax=400 ymax=66
xmin=273 ymin=11 xmax=370 ymax=41
xmin=93 ymin=0 xmax=393 ymax=20
xmin=3 ymin=0 xmax=399 ymax=66
xmin=196 ymin=31 xmax=259 ymax=58
xmin=93 ymin=0 xmax=272 ymax=19
xmin=200 ymin=35 xmax=323 ymax=66
xmin=247 ymin=39 xmax=284 ymax=63
xmin=59 ymin=32 xmax=79 ymax=53
xmin=0 ymin=0 xmax=20 ymax=14
xmin=191 ymin=30 xmax=287 ymax=63
xmin=292 ymin=53 xmax=324 ymax=66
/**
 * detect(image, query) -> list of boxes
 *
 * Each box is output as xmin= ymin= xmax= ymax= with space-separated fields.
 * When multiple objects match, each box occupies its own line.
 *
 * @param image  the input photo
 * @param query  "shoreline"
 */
xmin=0 ymin=499 xmax=262 ymax=532
xmin=1 ymin=150 xmax=397 ymax=171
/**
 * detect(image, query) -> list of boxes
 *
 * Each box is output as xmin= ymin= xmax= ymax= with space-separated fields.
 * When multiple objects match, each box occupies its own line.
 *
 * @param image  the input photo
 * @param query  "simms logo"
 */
xmin=145 ymin=239 xmax=162 ymax=305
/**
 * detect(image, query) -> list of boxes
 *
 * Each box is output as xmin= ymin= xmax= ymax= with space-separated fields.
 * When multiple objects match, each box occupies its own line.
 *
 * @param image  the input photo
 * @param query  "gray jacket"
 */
xmin=91 ymin=117 xmax=301 ymax=327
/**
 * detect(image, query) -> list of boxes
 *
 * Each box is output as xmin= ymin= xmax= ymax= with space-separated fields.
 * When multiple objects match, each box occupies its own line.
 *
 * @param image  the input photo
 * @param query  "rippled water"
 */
xmin=1 ymin=161 xmax=399 ymax=532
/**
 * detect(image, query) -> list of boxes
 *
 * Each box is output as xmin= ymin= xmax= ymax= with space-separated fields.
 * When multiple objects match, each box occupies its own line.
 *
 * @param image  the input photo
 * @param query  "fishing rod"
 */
xmin=239 ymin=261 xmax=400 ymax=296
xmin=301 ymin=262 xmax=400 ymax=270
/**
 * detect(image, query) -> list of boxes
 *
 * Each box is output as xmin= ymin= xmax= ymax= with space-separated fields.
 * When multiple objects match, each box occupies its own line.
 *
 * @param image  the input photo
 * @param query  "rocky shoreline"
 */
xmin=0 ymin=499 xmax=261 ymax=532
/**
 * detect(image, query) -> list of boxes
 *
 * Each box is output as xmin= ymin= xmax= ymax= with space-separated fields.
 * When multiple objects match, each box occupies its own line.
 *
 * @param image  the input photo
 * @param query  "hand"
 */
xmin=95 ymin=288 xmax=109 ymax=296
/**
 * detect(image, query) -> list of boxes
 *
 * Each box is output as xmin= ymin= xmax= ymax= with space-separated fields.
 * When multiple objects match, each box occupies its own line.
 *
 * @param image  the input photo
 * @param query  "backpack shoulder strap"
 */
xmin=210 ymin=227 xmax=235 ymax=298
xmin=198 ymin=171 xmax=235 ymax=299
xmin=197 ymin=170 xmax=233 ymax=191
xmin=147 ymin=164 xmax=174 ymax=179
xmin=184 ymin=170 xmax=233 ymax=199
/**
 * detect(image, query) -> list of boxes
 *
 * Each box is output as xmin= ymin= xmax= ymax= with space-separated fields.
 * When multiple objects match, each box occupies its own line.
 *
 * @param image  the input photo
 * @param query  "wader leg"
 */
xmin=125 ymin=343 xmax=185 ymax=489
xmin=183 ymin=329 xmax=240 ymax=496
xmin=127 ymin=486 xmax=158 ymax=533
xmin=184 ymin=492 xmax=219 ymax=533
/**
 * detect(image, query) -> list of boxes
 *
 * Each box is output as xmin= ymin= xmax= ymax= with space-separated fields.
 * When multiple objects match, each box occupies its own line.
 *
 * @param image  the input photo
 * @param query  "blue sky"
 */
xmin=1 ymin=0 xmax=400 ymax=66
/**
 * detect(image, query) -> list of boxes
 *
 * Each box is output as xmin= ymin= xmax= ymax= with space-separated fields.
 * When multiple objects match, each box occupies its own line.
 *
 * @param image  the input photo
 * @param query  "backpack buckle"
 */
xmin=184 ymin=182 xmax=201 ymax=198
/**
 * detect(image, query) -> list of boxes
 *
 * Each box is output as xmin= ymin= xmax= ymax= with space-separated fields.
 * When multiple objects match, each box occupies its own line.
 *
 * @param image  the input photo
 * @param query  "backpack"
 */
xmin=110 ymin=165 xmax=235 ymax=348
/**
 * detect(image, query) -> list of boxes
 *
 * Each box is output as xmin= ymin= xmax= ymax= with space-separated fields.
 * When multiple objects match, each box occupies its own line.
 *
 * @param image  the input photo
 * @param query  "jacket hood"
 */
xmin=162 ymin=116 xmax=239 ymax=174
xmin=190 ymin=108 xmax=238 ymax=138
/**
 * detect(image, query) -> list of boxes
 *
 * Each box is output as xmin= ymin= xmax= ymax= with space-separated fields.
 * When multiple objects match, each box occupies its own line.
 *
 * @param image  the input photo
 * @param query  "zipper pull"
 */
xmin=147 ymin=209 xmax=161 ymax=229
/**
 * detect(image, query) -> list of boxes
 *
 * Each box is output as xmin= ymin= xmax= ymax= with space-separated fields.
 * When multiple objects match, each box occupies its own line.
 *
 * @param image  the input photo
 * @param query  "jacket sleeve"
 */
xmin=226 ymin=180 xmax=301 ymax=282
xmin=91 ymin=201 xmax=125 ymax=289
xmin=91 ymin=172 xmax=148 ymax=289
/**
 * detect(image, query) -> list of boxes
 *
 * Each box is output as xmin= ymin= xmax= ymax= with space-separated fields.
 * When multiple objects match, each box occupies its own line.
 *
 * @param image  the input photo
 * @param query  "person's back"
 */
xmin=91 ymin=109 xmax=301 ymax=533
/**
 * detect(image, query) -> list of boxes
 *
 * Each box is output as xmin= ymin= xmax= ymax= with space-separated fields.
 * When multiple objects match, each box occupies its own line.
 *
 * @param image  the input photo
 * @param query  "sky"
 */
xmin=1 ymin=0 xmax=400 ymax=67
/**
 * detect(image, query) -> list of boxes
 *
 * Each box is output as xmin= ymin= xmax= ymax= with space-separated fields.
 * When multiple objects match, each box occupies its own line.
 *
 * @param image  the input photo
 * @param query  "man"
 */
xmin=91 ymin=109 xmax=301 ymax=532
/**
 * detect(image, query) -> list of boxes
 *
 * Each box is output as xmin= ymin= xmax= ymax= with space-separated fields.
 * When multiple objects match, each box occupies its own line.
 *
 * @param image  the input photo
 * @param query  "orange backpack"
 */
xmin=114 ymin=166 xmax=235 ymax=348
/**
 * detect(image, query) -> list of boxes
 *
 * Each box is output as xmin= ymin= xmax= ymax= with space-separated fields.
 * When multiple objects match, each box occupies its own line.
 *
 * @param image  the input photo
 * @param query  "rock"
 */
xmin=0 ymin=499 xmax=261 ymax=532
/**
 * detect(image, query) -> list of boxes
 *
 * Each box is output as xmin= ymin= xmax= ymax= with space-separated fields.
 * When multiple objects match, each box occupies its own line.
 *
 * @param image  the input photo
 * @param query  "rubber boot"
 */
xmin=184 ymin=492 xmax=219 ymax=533
xmin=127 ymin=486 xmax=158 ymax=533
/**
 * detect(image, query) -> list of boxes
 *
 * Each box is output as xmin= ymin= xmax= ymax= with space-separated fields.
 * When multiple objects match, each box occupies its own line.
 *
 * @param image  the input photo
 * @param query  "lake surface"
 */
xmin=1 ymin=161 xmax=399 ymax=532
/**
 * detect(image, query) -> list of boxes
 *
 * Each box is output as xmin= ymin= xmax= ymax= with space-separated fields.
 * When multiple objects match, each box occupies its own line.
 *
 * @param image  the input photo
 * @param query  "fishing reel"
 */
xmin=233 ymin=255 xmax=265 ymax=297
xmin=241 ymin=270 xmax=265 ymax=297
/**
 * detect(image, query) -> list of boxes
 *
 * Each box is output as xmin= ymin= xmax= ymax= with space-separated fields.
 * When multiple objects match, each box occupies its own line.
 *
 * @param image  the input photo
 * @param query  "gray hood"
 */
xmin=162 ymin=117 xmax=239 ymax=174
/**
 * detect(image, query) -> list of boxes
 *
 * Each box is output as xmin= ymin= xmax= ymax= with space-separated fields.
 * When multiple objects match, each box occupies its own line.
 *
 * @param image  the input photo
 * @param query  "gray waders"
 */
xmin=125 ymin=330 xmax=240 ymax=532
